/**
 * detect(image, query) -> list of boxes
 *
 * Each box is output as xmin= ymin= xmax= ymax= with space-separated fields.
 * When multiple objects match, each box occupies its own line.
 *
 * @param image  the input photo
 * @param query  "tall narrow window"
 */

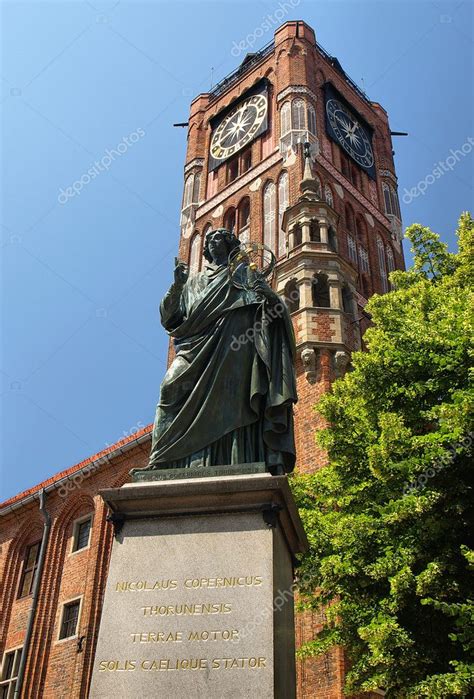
xmin=238 ymin=198 xmax=250 ymax=233
xmin=358 ymin=246 xmax=370 ymax=273
xmin=310 ymin=219 xmax=321 ymax=243
xmin=356 ymin=216 xmax=367 ymax=245
xmin=377 ymin=236 xmax=389 ymax=293
xmin=59 ymin=600 xmax=81 ymax=640
xmin=328 ymin=226 xmax=338 ymax=252
xmin=324 ymin=184 xmax=333 ymax=208
xmin=183 ymin=174 xmax=193 ymax=208
xmin=383 ymin=182 xmax=401 ymax=219
xmin=291 ymin=99 xmax=305 ymax=131
xmin=293 ymin=224 xmax=302 ymax=247
xmin=227 ymin=158 xmax=239 ymax=183
xmin=383 ymin=183 xmax=391 ymax=215
xmin=278 ymin=172 xmax=289 ymax=257
xmin=280 ymin=101 xmax=291 ymax=136
xmin=314 ymin=174 xmax=322 ymax=199
xmin=386 ymin=245 xmax=395 ymax=288
xmin=206 ymin=170 xmax=218 ymax=199
xmin=263 ymin=182 xmax=276 ymax=252
xmin=391 ymin=186 xmax=401 ymax=218
xmin=72 ymin=516 xmax=92 ymax=553
xmin=312 ymin=273 xmax=330 ymax=308
xmin=203 ymin=224 xmax=212 ymax=250
xmin=0 ymin=648 xmax=22 ymax=698
xmin=284 ymin=279 xmax=300 ymax=313
xmin=192 ymin=172 xmax=201 ymax=203
xmin=307 ymin=104 xmax=317 ymax=135
xmin=350 ymin=165 xmax=359 ymax=188
xmin=241 ymin=149 xmax=252 ymax=174
xmin=345 ymin=204 xmax=355 ymax=233
xmin=342 ymin=284 xmax=353 ymax=316
xmin=347 ymin=234 xmax=357 ymax=264
xmin=18 ymin=542 xmax=40 ymax=598
xmin=189 ymin=232 xmax=201 ymax=273
xmin=223 ymin=208 xmax=236 ymax=234
xmin=341 ymin=153 xmax=350 ymax=179
xmin=386 ymin=245 xmax=395 ymax=273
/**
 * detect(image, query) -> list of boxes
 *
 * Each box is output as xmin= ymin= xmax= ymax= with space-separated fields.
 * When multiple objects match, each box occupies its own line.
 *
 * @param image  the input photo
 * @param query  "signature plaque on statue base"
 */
xmin=89 ymin=472 xmax=307 ymax=699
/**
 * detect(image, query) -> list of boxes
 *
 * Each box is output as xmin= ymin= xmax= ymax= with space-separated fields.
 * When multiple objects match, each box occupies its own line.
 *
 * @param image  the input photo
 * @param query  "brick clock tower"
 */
xmin=0 ymin=19 xmax=406 ymax=699
xmin=178 ymin=20 xmax=404 ymax=698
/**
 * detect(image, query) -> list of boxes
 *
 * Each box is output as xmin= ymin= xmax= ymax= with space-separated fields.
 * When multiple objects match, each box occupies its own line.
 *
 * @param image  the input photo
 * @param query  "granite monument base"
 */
xmin=89 ymin=472 xmax=308 ymax=699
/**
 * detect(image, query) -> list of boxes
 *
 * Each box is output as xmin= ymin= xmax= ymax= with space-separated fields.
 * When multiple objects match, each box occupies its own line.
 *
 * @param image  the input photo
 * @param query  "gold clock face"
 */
xmin=210 ymin=93 xmax=268 ymax=162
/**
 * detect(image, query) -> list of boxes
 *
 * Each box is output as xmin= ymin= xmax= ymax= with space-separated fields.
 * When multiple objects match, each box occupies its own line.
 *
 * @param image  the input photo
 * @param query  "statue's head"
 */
xmin=203 ymin=228 xmax=240 ymax=265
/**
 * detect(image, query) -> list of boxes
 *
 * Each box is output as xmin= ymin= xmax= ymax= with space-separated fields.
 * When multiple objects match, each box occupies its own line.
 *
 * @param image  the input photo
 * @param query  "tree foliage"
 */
xmin=292 ymin=213 xmax=474 ymax=697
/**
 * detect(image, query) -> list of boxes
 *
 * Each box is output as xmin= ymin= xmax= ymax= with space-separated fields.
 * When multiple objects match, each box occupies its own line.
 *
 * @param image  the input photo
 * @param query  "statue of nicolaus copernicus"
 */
xmin=148 ymin=228 xmax=297 ymax=475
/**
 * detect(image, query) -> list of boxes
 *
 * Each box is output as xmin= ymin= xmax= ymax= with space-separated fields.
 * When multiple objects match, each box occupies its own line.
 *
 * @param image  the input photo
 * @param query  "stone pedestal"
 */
xmin=89 ymin=473 xmax=308 ymax=699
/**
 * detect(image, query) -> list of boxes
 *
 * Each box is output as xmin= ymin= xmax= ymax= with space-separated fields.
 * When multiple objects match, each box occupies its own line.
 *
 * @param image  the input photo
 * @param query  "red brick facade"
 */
xmin=0 ymin=21 xmax=403 ymax=698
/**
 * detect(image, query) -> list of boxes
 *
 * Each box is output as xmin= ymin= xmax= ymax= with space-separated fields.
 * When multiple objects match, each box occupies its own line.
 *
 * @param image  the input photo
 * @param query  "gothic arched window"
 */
xmin=314 ymin=174 xmax=322 ymax=199
xmin=189 ymin=232 xmax=201 ymax=273
xmin=280 ymin=101 xmax=291 ymax=136
xmin=223 ymin=207 xmax=236 ymax=234
xmin=377 ymin=235 xmax=389 ymax=293
xmin=284 ymin=278 xmax=300 ymax=313
xmin=345 ymin=204 xmax=355 ymax=233
xmin=312 ymin=273 xmax=330 ymax=308
xmin=307 ymin=104 xmax=317 ymax=135
xmin=342 ymin=284 xmax=353 ymax=315
xmin=183 ymin=174 xmax=193 ymax=208
xmin=291 ymin=99 xmax=305 ymax=131
xmin=293 ymin=223 xmax=302 ymax=247
xmin=238 ymin=197 xmax=250 ymax=232
xmin=278 ymin=171 xmax=289 ymax=257
xmin=386 ymin=245 xmax=395 ymax=273
xmin=192 ymin=173 xmax=201 ymax=203
xmin=324 ymin=184 xmax=334 ymax=208
xmin=263 ymin=181 xmax=277 ymax=252
xmin=310 ymin=219 xmax=321 ymax=242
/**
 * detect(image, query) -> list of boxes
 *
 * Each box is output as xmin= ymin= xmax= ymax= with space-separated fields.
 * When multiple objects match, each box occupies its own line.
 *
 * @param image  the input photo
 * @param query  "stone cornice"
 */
xmin=184 ymin=158 xmax=204 ymax=175
xmin=276 ymin=85 xmax=318 ymax=104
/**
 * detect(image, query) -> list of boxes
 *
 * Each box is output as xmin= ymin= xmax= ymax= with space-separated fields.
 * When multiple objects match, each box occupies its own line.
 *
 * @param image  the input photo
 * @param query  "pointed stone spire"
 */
xmin=300 ymin=142 xmax=321 ymax=201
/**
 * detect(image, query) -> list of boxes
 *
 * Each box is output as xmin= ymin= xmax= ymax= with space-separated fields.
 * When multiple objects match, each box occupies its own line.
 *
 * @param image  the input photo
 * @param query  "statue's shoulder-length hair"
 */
xmin=203 ymin=228 xmax=240 ymax=264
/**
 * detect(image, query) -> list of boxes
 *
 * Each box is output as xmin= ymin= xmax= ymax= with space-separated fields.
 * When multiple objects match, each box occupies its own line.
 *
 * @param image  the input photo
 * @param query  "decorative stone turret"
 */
xmin=274 ymin=143 xmax=359 ymax=377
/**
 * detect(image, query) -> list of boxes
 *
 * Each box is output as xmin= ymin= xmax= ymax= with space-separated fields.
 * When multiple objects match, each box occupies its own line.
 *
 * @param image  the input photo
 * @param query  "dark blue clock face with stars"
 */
xmin=326 ymin=98 xmax=374 ymax=169
xmin=323 ymin=83 xmax=376 ymax=180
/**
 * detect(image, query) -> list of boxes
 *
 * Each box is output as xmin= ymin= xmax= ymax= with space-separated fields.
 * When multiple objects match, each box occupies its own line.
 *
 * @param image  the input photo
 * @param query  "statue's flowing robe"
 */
xmin=148 ymin=262 xmax=297 ymax=472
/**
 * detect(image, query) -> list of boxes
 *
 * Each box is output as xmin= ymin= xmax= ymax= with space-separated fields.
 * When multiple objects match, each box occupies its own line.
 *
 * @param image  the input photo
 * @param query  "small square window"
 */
xmin=72 ymin=517 xmax=92 ymax=552
xmin=0 ymin=647 xmax=22 ymax=698
xmin=18 ymin=542 xmax=40 ymax=598
xmin=59 ymin=600 xmax=80 ymax=640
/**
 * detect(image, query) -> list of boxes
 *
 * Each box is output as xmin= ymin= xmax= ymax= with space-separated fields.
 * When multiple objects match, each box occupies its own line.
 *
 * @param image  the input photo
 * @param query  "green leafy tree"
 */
xmin=293 ymin=213 xmax=474 ymax=697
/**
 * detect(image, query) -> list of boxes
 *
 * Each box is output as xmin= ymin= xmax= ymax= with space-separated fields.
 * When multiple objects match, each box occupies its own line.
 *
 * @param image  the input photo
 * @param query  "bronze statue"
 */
xmin=147 ymin=228 xmax=297 ymax=475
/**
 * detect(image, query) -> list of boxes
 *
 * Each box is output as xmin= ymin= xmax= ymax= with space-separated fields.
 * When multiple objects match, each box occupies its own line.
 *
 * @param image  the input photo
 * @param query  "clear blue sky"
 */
xmin=1 ymin=0 xmax=472 ymax=500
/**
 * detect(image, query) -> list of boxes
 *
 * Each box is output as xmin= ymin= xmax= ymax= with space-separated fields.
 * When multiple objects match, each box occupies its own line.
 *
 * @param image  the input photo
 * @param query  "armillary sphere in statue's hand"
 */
xmin=228 ymin=242 xmax=276 ymax=298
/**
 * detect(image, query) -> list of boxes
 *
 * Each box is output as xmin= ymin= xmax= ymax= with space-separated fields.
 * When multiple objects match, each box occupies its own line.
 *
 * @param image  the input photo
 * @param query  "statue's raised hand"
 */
xmin=174 ymin=257 xmax=189 ymax=287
